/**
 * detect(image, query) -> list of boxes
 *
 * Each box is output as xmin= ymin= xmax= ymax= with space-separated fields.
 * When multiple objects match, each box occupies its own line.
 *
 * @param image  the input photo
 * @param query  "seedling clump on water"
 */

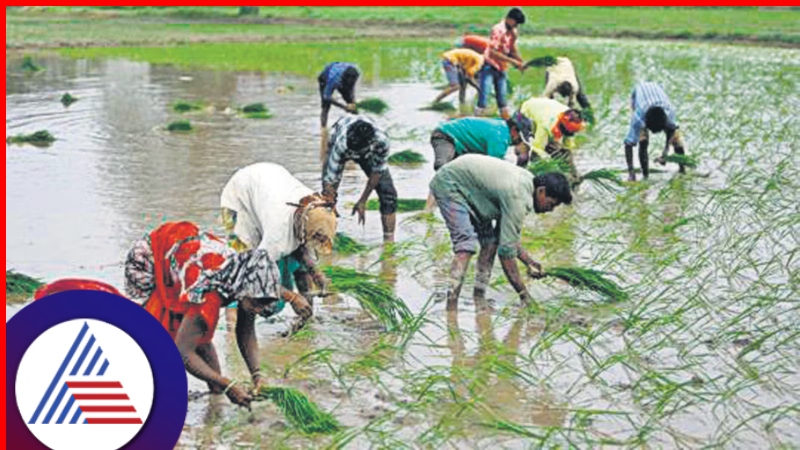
xmin=61 ymin=93 xmax=78 ymax=106
xmin=365 ymin=198 xmax=426 ymax=212
xmin=323 ymin=265 xmax=412 ymax=331
xmin=172 ymin=100 xmax=203 ymax=113
xmin=240 ymin=102 xmax=272 ymax=119
xmin=388 ymin=149 xmax=426 ymax=165
xmin=7 ymin=130 xmax=56 ymax=146
xmin=333 ymin=232 xmax=369 ymax=255
xmin=254 ymin=386 xmax=340 ymax=434
xmin=167 ymin=120 xmax=192 ymax=132
xmin=356 ymin=97 xmax=389 ymax=114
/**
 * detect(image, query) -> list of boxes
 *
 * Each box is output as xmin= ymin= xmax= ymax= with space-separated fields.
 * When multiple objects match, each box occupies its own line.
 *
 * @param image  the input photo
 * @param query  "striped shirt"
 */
xmin=320 ymin=62 xmax=359 ymax=101
xmin=625 ymin=82 xmax=678 ymax=146
xmin=323 ymin=115 xmax=390 ymax=185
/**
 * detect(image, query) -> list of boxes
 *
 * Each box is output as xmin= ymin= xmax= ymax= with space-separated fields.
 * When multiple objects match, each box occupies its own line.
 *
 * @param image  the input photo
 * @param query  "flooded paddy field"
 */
xmin=6 ymin=36 xmax=799 ymax=448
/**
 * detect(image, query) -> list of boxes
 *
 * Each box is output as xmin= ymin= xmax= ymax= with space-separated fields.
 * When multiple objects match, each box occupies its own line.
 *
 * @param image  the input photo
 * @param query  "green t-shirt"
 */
xmin=436 ymin=118 xmax=512 ymax=160
xmin=429 ymin=154 xmax=534 ymax=259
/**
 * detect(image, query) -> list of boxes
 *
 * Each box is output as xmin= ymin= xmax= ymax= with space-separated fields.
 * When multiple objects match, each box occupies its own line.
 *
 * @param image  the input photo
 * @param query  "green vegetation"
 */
xmin=7 ymin=130 xmax=56 ymax=146
xmin=664 ymin=154 xmax=699 ymax=168
xmin=333 ymin=232 xmax=369 ymax=255
xmin=6 ymin=270 xmax=44 ymax=301
xmin=388 ymin=150 xmax=426 ymax=165
xmin=365 ymin=198 xmax=426 ymax=213
xmin=172 ymin=100 xmax=203 ymax=113
xmin=420 ymin=101 xmax=456 ymax=112
xmin=21 ymin=55 xmax=42 ymax=71
xmin=356 ymin=97 xmax=389 ymax=115
xmin=167 ymin=120 xmax=192 ymax=132
xmin=578 ymin=168 xmax=623 ymax=192
xmin=545 ymin=266 xmax=628 ymax=302
xmin=239 ymin=103 xmax=272 ymax=119
xmin=323 ymin=266 xmax=412 ymax=331
xmin=527 ymin=158 xmax=572 ymax=176
xmin=254 ymin=386 xmax=340 ymax=434
xmin=60 ymin=92 xmax=78 ymax=106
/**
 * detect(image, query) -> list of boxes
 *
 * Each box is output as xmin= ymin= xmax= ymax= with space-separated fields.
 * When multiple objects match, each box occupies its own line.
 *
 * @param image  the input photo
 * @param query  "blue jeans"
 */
xmin=476 ymin=64 xmax=508 ymax=109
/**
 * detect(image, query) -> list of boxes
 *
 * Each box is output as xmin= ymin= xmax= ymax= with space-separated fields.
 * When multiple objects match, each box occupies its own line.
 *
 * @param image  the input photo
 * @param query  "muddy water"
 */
xmin=6 ymin=37 xmax=800 ymax=448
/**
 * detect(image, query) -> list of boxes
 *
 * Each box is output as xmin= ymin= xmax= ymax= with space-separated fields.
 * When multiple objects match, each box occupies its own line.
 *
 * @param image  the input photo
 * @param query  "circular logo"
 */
xmin=6 ymin=290 xmax=188 ymax=450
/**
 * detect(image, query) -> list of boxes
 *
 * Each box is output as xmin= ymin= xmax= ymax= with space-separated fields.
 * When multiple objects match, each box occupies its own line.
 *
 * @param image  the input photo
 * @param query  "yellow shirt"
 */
xmin=520 ymin=97 xmax=571 ymax=159
xmin=442 ymin=49 xmax=484 ymax=78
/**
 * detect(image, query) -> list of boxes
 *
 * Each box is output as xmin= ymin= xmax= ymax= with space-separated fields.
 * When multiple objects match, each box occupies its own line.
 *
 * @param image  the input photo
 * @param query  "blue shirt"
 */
xmin=624 ymin=82 xmax=678 ymax=146
xmin=320 ymin=62 xmax=359 ymax=101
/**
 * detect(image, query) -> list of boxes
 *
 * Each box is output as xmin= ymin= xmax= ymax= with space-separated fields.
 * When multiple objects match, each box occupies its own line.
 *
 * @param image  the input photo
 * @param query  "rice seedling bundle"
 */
xmin=254 ymin=386 xmax=340 ymax=434
xmin=365 ymin=198 xmax=426 ymax=212
xmin=22 ymin=56 xmax=42 ymax=72
xmin=6 ymin=270 xmax=44 ymax=296
xmin=664 ymin=154 xmax=699 ymax=168
xmin=356 ymin=97 xmax=389 ymax=114
xmin=322 ymin=266 xmax=412 ymax=331
xmin=60 ymin=93 xmax=78 ymax=106
xmin=527 ymin=158 xmax=572 ymax=177
xmin=7 ymin=130 xmax=56 ymax=145
xmin=333 ymin=232 xmax=369 ymax=255
xmin=545 ymin=266 xmax=628 ymax=302
xmin=167 ymin=120 xmax=192 ymax=132
xmin=419 ymin=101 xmax=456 ymax=112
xmin=388 ymin=149 xmax=426 ymax=165
xmin=241 ymin=102 xmax=267 ymax=113
xmin=579 ymin=168 xmax=623 ymax=191
xmin=172 ymin=100 xmax=203 ymax=113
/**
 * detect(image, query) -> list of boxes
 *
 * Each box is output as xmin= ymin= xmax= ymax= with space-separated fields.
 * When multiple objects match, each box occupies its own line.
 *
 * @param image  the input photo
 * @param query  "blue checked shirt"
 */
xmin=323 ymin=115 xmax=390 ymax=185
xmin=624 ymin=82 xmax=678 ymax=146
xmin=321 ymin=62 xmax=358 ymax=101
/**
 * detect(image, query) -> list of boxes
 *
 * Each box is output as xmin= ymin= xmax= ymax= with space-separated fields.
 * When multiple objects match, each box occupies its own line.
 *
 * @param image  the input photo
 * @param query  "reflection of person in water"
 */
xmin=446 ymin=311 xmax=567 ymax=428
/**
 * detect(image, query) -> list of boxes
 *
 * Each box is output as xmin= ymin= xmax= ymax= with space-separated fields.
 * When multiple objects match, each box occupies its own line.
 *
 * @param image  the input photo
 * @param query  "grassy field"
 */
xmin=7 ymin=7 xmax=800 ymax=47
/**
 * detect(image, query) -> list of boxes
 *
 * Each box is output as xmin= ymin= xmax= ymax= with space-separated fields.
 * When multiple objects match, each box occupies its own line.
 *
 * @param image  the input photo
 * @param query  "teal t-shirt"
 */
xmin=436 ymin=118 xmax=512 ymax=159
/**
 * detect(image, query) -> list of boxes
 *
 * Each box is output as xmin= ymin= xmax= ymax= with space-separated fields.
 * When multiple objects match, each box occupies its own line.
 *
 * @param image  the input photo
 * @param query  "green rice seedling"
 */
xmin=544 ymin=266 xmax=629 ymax=302
xmin=365 ymin=198 xmax=426 ymax=213
xmin=419 ymin=101 xmax=456 ymax=112
xmin=580 ymin=107 xmax=596 ymax=126
xmin=7 ymin=130 xmax=56 ymax=146
xmin=22 ymin=55 xmax=42 ymax=72
xmin=60 ymin=93 xmax=78 ymax=106
xmin=322 ymin=265 xmax=412 ymax=331
xmin=241 ymin=102 xmax=267 ymax=113
xmin=254 ymin=386 xmax=340 ymax=434
xmin=664 ymin=154 xmax=699 ymax=168
xmin=333 ymin=232 xmax=369 ymax=255
xmin=167 ymin=120 xmax=192 ymax=131
xmin=356 ymin=97 xmax=388 ymax=114
xmin=387 ymin=149 xmax=426 ymax=165
xmin=528 ymin=158 xmax=571 ymax=177
xmin=172 ymin=100 xmax=203 ymax=113
xmin=579 ymin=168 xmax=623 ymax=192
xmin=6 ymin=270 xmax=44 ymax=297
xmin=523 ymin=55 xmax=557 ymax=69
xmin=244 ymin=111 xmax=273 ymax=119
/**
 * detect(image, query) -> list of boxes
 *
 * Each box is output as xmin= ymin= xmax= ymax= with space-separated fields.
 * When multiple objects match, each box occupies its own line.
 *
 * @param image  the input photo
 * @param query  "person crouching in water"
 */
xmin=220 ymin=162 xmax=336 ymax=301
xmin=124 ymin=221 xmax=313 ymax=409
xmin=430 ymin=155 xmax=572 ymax=311
xmin=322 ymin=115 xmax=398 ymax=243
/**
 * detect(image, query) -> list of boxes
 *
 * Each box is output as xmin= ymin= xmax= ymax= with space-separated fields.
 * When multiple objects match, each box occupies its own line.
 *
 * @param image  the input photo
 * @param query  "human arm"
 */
xmin=497 ymin=205 xmax=531 ymax=304
xmin=352 ymin=171 xmax=382 ymax=226
xmin=656 ymin=128 xmax=675 ymax=165
xmin=295 ymin=247 xmax=329 ymax=293
xmin=235 ymin=306 xmax=266 ymax=392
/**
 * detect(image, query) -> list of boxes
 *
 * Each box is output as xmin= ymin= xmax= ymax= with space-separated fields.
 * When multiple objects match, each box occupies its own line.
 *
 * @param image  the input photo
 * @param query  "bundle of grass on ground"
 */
xmin=6 ymin=270 xmax=44 ymax=300
xmin=387 ymin=149 xmax=426 ymax=165
xmin=577 ymin=168 xmax=623 ymax=192
xmin=664 ymin=154 xmax=699 ymax=169
xmin=333 ymin=232 xmax=369 ymax=255
xmin=254 ymin=386 xmax=340 ymax=434
xmin=172 ymin=100 xmax=203 ymax=113
xmin=419 ymin=101 xmax=456 ymax=112
xmin=544 ymin=266 xmax=628 ymax=302
xmin=365 ymin=198 xmax=426 ymax=212
xmin=22 ymin=55 xmax=42 ymax=72
xmin=527 ymin=158 xmax=571 ymax=177
xmin=7 ymin=130 xmax=56 ymax=146
xmin=167 ymin=120 xmax=192 ymax=132
xmin=240 ymin=102 xmax=272 ymax=119
xmin=322 ymin=265 xmax=412 ymax=331
xmin=60 ymin=93 xmax=78 ymax=106
xmin=356 ymin=97 xmax=388 ymax=114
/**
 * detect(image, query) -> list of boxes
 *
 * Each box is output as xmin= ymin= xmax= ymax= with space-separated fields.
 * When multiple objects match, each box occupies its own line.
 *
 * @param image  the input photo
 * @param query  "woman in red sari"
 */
xmin=124 ymin=221 xmax=312 ymax=409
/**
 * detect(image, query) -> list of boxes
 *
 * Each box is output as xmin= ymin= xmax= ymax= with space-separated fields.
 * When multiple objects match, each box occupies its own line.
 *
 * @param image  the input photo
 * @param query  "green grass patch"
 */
xmin=172 ymin=100 xmax=203 ymax=113
xmin=7 ymin=130 xmax=56 ymax=146
xmin=665 ymin=154 xmax=699 ymax=168
xmin=365 ymin=198 xmax=426 ymax=212
xmin=167 ymin=120 xmax=192 ymax=132
xmin=545 ymin=266 xmax=628 ymax=302
xmin=388 ymin=149 xmax=426 ymax=165
xmin=420 ymin=101 xmax=456 ymax=112
xmin=356 ymin=97 xmax=389 ymax=114
xmin=21 ymin=55 xmax=43 ymax=72
xmin=333 ymin=232 xmax=369 ymax=255
xmin=254 ymin=386 xmax=340 ymax=434
xmin=60 ymin=92 xmax=78 ymax=106
xmin=239 ymin=103 xmax=272 ymax=119
xmin=322 ymin=265 xmax=412 ymax=331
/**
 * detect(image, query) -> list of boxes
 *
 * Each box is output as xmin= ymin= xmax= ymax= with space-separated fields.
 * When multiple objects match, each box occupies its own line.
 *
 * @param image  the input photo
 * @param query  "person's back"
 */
xmin=437 ymin=117 xmax=512 ymax=159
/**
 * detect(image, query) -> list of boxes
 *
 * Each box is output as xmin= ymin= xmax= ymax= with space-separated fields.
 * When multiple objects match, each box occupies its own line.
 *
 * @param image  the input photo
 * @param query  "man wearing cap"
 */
xmin=430 ymin=154 xmax=573 ymax=311
xmin=322 ymin=114 xmax=397 ymax=243
xmin=475 ymin=7 xmax=527 ymax=120
xmin=518 ymin=97 xmax=586 ymax=182
xmin=429 ymin=116 xmax=532 ymax=170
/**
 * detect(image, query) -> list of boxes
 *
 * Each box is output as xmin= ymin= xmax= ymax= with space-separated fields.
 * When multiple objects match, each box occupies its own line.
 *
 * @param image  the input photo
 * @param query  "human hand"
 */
xmin=655 ymin=155 xmax=666 ymax=166
xmin=346 ymin=103 xmax=357 ymax=113
xmin=225 ymin=382 xmax=253 ymax=410
xmin=289 ymin=294 xmax=313 ymax=320
xmin=527 ymin=261 xmax=544 ymax=279
xmin=352 ymin=200 xmax=366 ymax=226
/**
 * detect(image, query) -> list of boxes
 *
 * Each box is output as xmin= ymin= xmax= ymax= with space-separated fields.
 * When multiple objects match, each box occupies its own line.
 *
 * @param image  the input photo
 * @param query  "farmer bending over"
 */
xmin=518 ymin=97 xmax=586 ymax=183
xmin=430 ymin=115 xmax=532 ymax=170
xmin=475 ymin=7 xmax=527 ymax=120
xmin=526 ymin=56 xmax=592 ymax=112
xmin=124 ymin=221 xmax=313 ymax=409
xmin=433 ymin=48 xmax=483 ymax=110
xmin=319 ymin=62 xmax=360 ymax=163
xmin=322 ymin=115 xmax=397 ymax=243
xmin=624 ymin=82 xmax=687 ymax=181
xmin=430 ymin=154 xmax=572 ymax=311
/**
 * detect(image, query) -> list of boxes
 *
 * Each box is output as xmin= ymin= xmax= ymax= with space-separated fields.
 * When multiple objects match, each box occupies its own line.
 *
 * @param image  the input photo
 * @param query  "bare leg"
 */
xmin=434 ymin=85 xmax=458 ymax=104
xmin=639 ymin=139 xmax=650 ymax=180
xmin=625 ymin=144 xmax=636 ymax=182
xmin=197 ymin=343 xmax=223 ymax=394
xmin=381 ymin=213 xmax=396 ymax=244
xmin=474 ymin=243 xmax=498 ymax=311
xmin=447 ymin=252 xmax=473 ymax=311
xmin=293 ymin=270 xmax=313 ymax=306
xmin=674 ymin=144 xmax=687 ymax=174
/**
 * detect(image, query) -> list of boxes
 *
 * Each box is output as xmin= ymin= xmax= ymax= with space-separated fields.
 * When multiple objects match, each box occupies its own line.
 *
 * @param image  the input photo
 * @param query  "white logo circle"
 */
xmin=15 ymin=319 xmax=154 ymax=450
